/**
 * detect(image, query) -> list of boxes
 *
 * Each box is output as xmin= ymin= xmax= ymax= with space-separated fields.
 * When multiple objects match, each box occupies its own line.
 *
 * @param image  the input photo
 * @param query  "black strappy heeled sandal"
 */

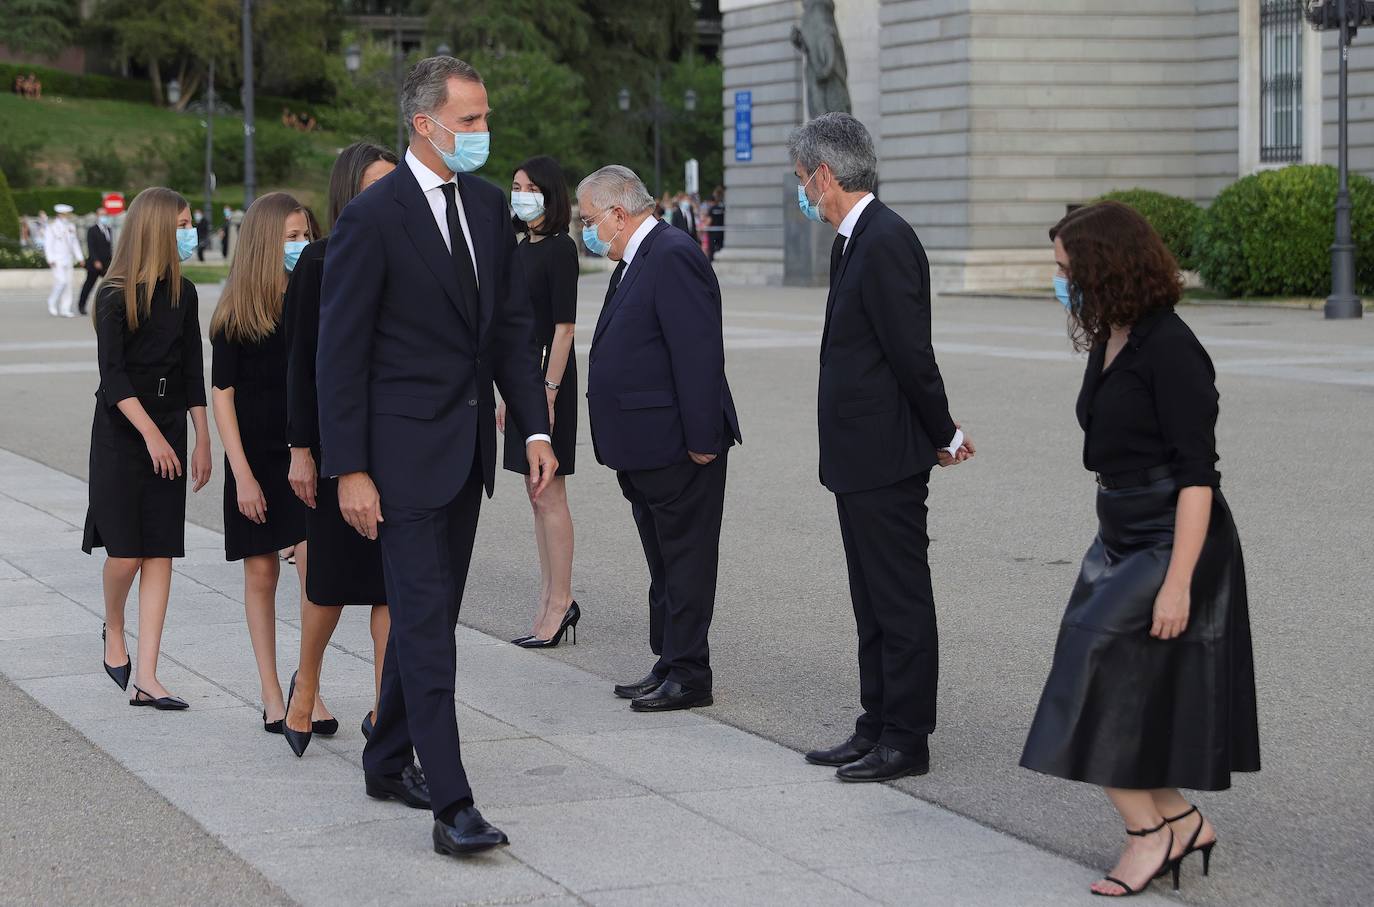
xmin=1164 ymin=804 xmax=1217 ymax=879
xmin=1091 ymin=820 xmax=1175 ymax=897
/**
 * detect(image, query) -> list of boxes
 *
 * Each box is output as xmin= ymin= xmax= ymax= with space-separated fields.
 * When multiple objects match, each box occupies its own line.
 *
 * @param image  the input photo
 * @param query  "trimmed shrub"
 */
xmin=1196 ymin=164 xmax=1374 ymax=298
xmin=0 ymin=63 xmax=150 ymax=104
xmin=0 ymin=166 xmax=21 ymax=241
xmin=11 ymin=186 xmax=105 ymax=216
xmin=0 ymin=238 xmax=47 ymax=268
xmin=77 ymin=146 xmax=129 ymax=189
xmin=0 ymin=133 xmax=44 ymax=189
xmin=1095 ymin=188 xmax=1203 ymax=271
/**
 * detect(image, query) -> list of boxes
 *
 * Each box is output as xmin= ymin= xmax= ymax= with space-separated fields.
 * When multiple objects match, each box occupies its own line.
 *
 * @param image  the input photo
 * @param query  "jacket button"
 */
xmin=468 ymin=398 xmax=478 ymax=406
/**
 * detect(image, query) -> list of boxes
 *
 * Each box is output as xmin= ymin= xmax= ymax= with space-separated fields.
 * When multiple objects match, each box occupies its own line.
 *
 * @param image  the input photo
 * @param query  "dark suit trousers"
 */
xmin=78 ymin=268 xmax=100 ymax=314
xmin=835 ymin=471 xmax=938 ymax=755
xmin=616 ymin=451 xmax=728 ymax=691
xmin=364 ymin=458 xmax=483 ymax=817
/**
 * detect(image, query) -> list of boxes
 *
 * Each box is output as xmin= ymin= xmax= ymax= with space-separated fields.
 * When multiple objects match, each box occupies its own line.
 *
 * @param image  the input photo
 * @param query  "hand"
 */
xmin=526 ymin=440 xmax=558 ymax=500
xmin=689 ymin=451 xmax=717 ymax=465
xmin=1150 ymin=581 xmax=1191 ymax=640
xmin=143 ymin=431 xmax=182 ymax=480
xmin=236 ymin=472 xmax=268 ymax=524
xmin=288 ymin=447 xmax=318 ymax=509
xmin=338 ymin=471 xmax=383 ymax=540
xmin=94 ymin=260 xmax=103 ymax=271
xmin=496 ymin=401 xmax=506 ymax=435
xmin=77 ymin=260 xmax=85 ymax=269
xmin=190 ymin=440 xmax=212 ymax=492
xmin=546 ymin=387 xmax=558 ymax=430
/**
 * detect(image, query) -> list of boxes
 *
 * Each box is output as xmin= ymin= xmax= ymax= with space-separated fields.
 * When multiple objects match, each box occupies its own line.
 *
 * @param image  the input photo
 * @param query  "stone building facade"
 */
xmin=718 ymin=0 xmax=1374 ymax=291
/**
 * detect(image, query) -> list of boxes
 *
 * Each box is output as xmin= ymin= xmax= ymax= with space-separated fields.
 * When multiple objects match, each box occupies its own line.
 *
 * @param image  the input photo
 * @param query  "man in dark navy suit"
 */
xmin=577 ymin=165 xmax=742 ymax=712
xmin=788 ymin=113 xmax=975 ymax=783
xmin=316 ymin=56 xmax=555 ymax=857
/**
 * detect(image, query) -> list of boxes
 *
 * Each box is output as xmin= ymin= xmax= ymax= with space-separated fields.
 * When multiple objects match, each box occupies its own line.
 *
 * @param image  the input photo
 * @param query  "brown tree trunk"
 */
xmin=149 ymin=58 xmax=164 ymax=106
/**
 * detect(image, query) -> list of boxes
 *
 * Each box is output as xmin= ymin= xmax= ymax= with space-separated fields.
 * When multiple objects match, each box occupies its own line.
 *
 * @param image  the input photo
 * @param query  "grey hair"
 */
xmin=786 ymin=112 xmax=878 ymax=192
xmin=401 ymin=56 xmax=484 ymax=136
xmin=576 ymin=165 xmax=655 ymax=215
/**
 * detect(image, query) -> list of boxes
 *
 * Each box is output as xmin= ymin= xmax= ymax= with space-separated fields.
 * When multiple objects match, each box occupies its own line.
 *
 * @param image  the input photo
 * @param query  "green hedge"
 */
xmin=0 ymin=63 xmax=150 ymax=104
xmin=1094 ymin=188 xmax=1203 ymax=271
xmin=1196 ymin=164 xmax=1374 ymax=297
xmin=0 ymin=166 xmax=20 ymax=241
xmin=0 ymin=238 xmax=46 ymax=268
xmin=11 ymin=186 xmax=106 ymax=216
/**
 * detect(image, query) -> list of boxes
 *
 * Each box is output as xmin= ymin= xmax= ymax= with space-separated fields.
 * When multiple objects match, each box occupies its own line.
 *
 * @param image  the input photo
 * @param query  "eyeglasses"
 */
xmin=579 ymin=208 xmax=613 ymax=230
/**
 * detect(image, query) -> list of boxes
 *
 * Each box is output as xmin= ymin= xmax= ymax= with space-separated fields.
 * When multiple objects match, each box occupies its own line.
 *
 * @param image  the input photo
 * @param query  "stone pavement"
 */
xmin=0 ymin=449 xmax=1170 ymax=906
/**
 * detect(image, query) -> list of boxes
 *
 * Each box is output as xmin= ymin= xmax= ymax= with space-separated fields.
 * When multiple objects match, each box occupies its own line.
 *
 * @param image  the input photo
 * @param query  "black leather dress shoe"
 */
xmin=836 ymin=742 xmax=930 ymax=782
xmin=365 ymin=763 xmax=431 ymax=809
xmin=433 ymin=805 xmax=508 ymax=856
xmin=805 ymin=733 xmax=877 ymax=767
xmin=613 ymin=672 xmax=664 ymax=700
xmin=630 ymin=679 xmax=712 ymax=712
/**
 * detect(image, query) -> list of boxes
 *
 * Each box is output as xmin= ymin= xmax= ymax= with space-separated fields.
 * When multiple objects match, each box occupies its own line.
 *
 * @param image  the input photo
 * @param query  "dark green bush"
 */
xmin=0 ymin=63 xmax=150 ymax=104
xmin=77 ymin=146 xmax=129 ymax=189
xmin=0 ymin=238 xmax=46 ymax=268
xmin=153 ymin=124 xmax=311 ymax=192
xmin=0 ymin=133 xmax=44 ymax=189
xmin=1196 ymin=165 xmax=1374 ymax=298
xmin=10 ymin=186 xmax=105 ymax=216
xmin=1095 ymin=188 xmax=1203 ymax=271
xmin=0 ymin=166 xmax=21 ymax=241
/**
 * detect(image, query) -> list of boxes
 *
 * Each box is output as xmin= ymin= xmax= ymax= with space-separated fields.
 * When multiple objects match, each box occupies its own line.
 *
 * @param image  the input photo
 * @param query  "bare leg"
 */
xmin=132 ymin=557 xmax=175 ymax=697
xmin=368 ymin=604 xmax=390 ymax=720
xmin=1091 ymin=788 xmax=1173 ymax=896
xmin=243 ymin=554 xmax=285 ymax=721
xmin=530 ymin=477 xmax=574 ymax=640
xmin=1151 ymin=788 xmax=1217 ymax=859
xmin=285 ymin=543 xmax=343 ymax=734
xmin=102 ymin=556 xmax=140 ymax=666
xmin=527 ymin=475 xmax=552 ymax=635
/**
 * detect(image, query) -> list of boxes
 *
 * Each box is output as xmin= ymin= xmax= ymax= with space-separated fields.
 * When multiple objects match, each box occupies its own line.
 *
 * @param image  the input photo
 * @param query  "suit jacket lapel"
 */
xmin=591 ymin=220 xmax=666 ymax=351
xmin=394 ymin=163 xmax=474 ymax=333
xmin=821 ymin=200 xmax=882 ymax=356
xmin=458 ymin=174 xmax=493 ymax=342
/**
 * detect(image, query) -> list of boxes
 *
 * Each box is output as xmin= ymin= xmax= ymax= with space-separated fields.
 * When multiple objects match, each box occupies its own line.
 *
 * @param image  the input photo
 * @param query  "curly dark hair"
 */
xmin=1049 ymin=201 xmax=1182 ymax=352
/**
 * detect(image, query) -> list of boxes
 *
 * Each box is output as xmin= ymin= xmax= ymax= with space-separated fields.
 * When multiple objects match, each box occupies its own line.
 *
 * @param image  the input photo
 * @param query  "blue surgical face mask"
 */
xmin=1053 ymin=274 xmax=1080 ymax=311
xmin=176 ymin=227 xmax=199 ymax=262
xmin=283 ymin=240 xmax=309 ymax=273
xmin=581 ymin=210 xmax=621 ymax=258
xmin=426 ymin=116 xmax=490 ymax=173
xmin=797 ymin=168 xmax=825 ymax=223
xmin=511 ymin=191 xmax=545 ymax=224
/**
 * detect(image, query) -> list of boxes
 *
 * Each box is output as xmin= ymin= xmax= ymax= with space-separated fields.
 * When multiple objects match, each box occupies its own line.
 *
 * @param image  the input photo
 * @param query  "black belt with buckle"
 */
xmin=1096 ymin=464 xmax=1174 ymax=489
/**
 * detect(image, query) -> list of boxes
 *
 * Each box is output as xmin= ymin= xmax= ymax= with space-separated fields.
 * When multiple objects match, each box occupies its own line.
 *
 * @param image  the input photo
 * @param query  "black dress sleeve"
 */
xmin=1151 ymin=328 xmax=1221 ymax=488
xmin=211 ymin=332 xmax=238 ymax=391
xmin=284 ymin=243 xmax=324 ymax=448
xmin=549 ymin=233 xmax=579 ymax=326
xmin=94 ymin=285 xmax=137 ymax=408
xmin=181 ymin=280 xmax=206 ymax=408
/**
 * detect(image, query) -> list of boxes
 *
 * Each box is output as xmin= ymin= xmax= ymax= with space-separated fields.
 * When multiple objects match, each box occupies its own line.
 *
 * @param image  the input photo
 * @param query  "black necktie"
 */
xmin=604 ymin=260 xmax=627 ymax=307
xmin=830 ymin=234 xmax=846 ymax=284
xmin=440 ymin=182 xmax=479 ymax=330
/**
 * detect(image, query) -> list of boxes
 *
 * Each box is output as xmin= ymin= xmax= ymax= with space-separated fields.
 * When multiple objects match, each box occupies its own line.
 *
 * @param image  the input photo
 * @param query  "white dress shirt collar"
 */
xmin=837 ymin=193 xmax=876 ymax=251
xmin=405 ymin=147 xmax=453 ymax=192
xmin=619 ymin=215 xmax=660 ymax=269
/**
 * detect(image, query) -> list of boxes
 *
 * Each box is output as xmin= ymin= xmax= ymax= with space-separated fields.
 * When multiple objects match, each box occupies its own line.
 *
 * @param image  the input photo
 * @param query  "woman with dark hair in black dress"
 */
xmin=499 ymin=155 xmax=582 ymax=648
xmin=281 ymin=141 xmax=399 ymax=756
xmin=1020 ymin=201 xmax=1260 ymax=898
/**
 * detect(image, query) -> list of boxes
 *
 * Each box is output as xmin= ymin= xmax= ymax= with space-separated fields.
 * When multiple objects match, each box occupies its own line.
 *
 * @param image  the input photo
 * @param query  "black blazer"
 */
xmin=86 ymin=223 xmax=112 ymax=272
xmin=316 ymin=161 xmax=548 ymax=509
xmin=587 ymin=220 xmax=741 ymax=472
xmin=818 ymin=199 xmax=956 ymax=494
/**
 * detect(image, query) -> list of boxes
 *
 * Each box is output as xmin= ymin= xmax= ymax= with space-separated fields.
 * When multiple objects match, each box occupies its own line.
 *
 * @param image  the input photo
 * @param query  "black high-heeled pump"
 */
xmin=285 ymin=670 xmax=339 ymax=735
xmin=1164 ymin=804 xmax=1217 ymax=879
xmin=361 ymin=711 xmax=374 ymax=740
xmin=283 ymin=670 xmax=312 ymax=757
xmin=516 ymin=602 xmax=581 ymax=649
xmin=1091 ymin=820 xmax=1175 ymax=897
xmin=102 ymin=624 xmax=131 ymax=691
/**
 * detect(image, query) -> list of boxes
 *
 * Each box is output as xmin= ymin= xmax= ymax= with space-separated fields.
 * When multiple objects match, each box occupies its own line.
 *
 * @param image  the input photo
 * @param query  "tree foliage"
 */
xmin=0 ymin=0 xmax=77 ymax=59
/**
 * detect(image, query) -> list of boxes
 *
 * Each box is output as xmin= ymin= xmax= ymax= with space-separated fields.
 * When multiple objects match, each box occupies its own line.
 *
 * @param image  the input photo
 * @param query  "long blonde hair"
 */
xmin=101 ymin=187 xmax=188 ymax=331
xmin=211 ymin=192 xmax=308 ymax=343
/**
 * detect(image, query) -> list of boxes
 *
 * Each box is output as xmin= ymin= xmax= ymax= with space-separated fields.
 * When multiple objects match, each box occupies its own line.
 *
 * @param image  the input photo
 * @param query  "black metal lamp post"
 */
xmin=1306 ymin=0 xmax=1374 ymax=318
xmin=619 ymin=72 xmax=699 ymax=199
xmin=204 ymin=59 xmax=216 ymax=236
xmin=242 ymin=0 xmax=256 ymax=207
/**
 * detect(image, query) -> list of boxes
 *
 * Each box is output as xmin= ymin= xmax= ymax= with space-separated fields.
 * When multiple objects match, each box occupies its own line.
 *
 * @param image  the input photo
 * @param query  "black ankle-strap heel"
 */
xmin=1163 ymin=804 xmax=1217 ymax=879
xmin=1092 ymin=820 xmax=1174 ymax=898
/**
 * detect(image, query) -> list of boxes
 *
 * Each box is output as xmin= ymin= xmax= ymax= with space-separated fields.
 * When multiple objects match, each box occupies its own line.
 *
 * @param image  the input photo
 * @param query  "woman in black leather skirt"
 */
xmin=1020 ymin=201 xmax=1260 ymax=898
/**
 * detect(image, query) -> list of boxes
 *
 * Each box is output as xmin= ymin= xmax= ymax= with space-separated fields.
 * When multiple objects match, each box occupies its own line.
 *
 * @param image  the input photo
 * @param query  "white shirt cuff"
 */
xmin=945 ymin=428 xmax=964 ymax=457
xmin=526 ymin=434 xmax=551 ymax=445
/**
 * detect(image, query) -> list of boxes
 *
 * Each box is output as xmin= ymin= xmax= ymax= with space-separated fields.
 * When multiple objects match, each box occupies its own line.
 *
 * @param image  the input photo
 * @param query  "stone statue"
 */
xmin=790 ymin=0 xmax=851 ymax=119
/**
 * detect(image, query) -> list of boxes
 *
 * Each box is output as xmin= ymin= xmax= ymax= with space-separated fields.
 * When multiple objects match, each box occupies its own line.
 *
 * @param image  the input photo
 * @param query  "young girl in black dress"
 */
xmin=500 ymin=156 xmax=581 ymax=648
xmin=210 ymin=192 xmax=331 ymax=734
xmin=85 ymin=187 xmax=213 ymax=710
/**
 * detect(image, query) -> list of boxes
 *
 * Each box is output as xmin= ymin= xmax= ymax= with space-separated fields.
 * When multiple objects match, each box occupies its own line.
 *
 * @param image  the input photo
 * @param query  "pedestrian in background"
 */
xmin=1020 ymin=201 xmax=1260 ymax=898
xmin=79 ymin=206 xmax=115 ymax=316
xmin=83 ymin=187 xmax=212 ymax=710
xmin=209 ymin=191 xmax=320 ymax=738
xmin=282 ymin=141 xmax=399 ymax=757
xmin=44 ymin=204 xmax=84 ymax=317
xmin=194 ymin=209 xmax=210 ymax=262
xmin=707 ymin=187 xmax=726 ymax=260
xmin=500 ymin=154 xmax=582 ymax=648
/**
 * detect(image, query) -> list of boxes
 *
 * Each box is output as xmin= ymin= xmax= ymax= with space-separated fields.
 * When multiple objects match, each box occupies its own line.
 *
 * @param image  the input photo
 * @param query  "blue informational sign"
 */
xmin=734 ymin=91 xmax=753 ymax=162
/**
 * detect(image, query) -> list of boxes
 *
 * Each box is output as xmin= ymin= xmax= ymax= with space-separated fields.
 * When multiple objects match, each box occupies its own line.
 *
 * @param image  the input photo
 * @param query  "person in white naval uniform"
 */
xmin=44 ymin=204 xmax=85 ymax=317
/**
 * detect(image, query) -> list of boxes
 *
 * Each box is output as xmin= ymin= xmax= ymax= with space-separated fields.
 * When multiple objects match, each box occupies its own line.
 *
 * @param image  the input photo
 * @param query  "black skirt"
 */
xmin=83 ymin=405 xmax=187 ymax=558
xmin=222 ymin=449 xmax=307 ymax=562
xmin=1020 ymin=477 xmax=1260 ymax=791
xmin=303 ymin=461 xmax=386 ymax=606
xmin=504 ymin=354 xmax=577 ymax=477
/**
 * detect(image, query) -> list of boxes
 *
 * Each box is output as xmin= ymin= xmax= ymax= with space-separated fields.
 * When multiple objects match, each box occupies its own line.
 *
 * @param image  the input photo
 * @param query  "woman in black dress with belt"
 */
xmin=85 ymin=187 xmax=212 ymax=710
xmin=210 ymin=191 xmax=327 ymax=736
xmin=500 ymin=156 xmax=581 ymax=647
xmin=281 ymin=142 xmax=399 ymax=756
xmin=1020 ymin=202 xmax=1260 ymax=898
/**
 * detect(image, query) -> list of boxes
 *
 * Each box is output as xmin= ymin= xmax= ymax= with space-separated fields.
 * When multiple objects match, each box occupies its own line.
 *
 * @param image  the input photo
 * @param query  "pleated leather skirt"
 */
xmin=1020 ymin=477 xmax=1260 ymax=791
